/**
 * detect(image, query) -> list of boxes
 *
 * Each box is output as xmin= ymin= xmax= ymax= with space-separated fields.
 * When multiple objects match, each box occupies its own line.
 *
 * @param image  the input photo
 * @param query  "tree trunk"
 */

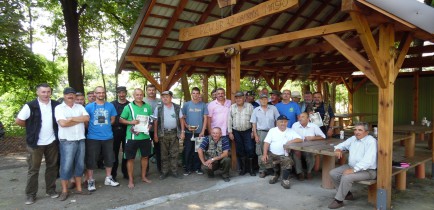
xmin=181 ymin=74 xmax=191 ymax=102
xmin=98 ymin=36 xmax=107 ymax=97
xmin=60 ymin=0 xmax=85 ymax=93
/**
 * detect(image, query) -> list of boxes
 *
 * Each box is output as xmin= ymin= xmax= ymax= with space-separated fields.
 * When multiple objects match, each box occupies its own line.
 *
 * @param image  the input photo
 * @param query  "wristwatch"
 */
xmin=211 ymin=158 xmax=214 ymax=161
xmin=353 ymin=169 xmax=357 ymax=173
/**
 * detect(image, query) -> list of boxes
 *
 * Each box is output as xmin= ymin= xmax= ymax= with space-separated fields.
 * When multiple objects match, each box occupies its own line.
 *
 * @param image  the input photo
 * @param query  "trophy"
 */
xmin=187 ymin=125 xmax=199 ymax=140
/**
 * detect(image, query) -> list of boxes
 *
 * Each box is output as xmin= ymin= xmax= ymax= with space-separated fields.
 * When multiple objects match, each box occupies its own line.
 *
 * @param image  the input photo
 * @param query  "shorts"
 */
xmin=124 ymin=139 xmax=152 ymax=159
xmin=85 ymin=139 xmax=115 ymax=169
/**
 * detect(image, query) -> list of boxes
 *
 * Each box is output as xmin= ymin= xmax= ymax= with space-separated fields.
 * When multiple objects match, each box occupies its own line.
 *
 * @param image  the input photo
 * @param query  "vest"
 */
xmin=111 ymin=100 xmax=130 ymax=129
xmin=205 ymin=137 xmax=223 ymax=159
xmin=25 ymin=99 xmax=59 ymax=148
xmin=156 ymin=102 xmax=181 ymax=137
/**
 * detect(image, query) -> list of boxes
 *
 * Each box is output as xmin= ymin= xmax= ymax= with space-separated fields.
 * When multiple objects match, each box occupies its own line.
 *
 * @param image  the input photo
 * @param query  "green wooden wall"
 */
xmin=352 ymin=75 xmax=434 ymax=125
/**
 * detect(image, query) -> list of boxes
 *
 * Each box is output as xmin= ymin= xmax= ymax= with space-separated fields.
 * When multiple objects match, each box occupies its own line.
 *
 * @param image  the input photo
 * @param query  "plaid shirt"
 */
xmin=227 ymin=103 xmax=253 ymax=132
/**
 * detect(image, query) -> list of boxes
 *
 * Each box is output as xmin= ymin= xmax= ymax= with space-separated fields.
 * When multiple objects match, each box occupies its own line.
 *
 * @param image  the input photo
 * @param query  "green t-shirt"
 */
xmin=120 ymin=101 xmax=153 ymax=140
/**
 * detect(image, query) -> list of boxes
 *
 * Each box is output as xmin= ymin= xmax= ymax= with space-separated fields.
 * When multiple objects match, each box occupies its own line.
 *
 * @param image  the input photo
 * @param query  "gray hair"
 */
xmin=354 ymin=122 xmax=370 ymax=131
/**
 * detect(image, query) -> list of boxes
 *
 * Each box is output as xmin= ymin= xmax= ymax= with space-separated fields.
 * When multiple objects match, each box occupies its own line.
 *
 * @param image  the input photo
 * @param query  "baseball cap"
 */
xmin=270 ymin=90 xmax=281 ymax=95
xmin=234 ymin=91 xmax=244 ymax=97
xmin=277 ymin=115 xmax=288 ymax=121
xmin=116 ymin=86 xmax=127 ymax=93
xmin=161 ymin=90 xmax=173 ymax=96
xmin=259 ymin=94 xmax=268 ymax=99
xmin=63 ymin=87 xmax=76 ymax=95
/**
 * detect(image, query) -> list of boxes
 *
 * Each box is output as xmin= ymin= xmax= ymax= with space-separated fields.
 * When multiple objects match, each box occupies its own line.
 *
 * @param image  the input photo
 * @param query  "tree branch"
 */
xmin=78 ymin=4 xmax=87 ymax=17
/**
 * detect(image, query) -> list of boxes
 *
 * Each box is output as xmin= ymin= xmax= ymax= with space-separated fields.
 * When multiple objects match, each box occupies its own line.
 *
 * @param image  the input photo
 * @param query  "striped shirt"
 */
xmin=228 ymin=103 xmax=253 ymax=132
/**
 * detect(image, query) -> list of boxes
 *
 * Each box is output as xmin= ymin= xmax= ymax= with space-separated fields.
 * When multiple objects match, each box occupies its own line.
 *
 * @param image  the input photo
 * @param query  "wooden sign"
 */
xmin=179 ymin=0 xmax=298 ymax=41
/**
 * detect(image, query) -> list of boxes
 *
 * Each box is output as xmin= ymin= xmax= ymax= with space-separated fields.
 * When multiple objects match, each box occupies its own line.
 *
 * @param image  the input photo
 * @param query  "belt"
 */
xmin=257 ymin=129 xmax=269 ymax=132
xmin=163 ymin=128 xmax=176 ymax=132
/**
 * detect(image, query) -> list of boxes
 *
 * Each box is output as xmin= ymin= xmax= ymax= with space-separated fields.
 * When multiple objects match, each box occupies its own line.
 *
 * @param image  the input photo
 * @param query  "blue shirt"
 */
xmin=182 ymin=101 xmax=208 ymax=133
xmin=199 ymin=136 xmax=230 ymax=152
xmin=275 ymin=101 xmax=301 ymax=127
xmin=85 ymin=102 xmax=117 ymax=140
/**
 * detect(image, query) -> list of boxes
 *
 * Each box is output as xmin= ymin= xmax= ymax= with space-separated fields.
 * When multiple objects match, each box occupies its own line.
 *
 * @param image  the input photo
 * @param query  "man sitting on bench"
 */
xmin=328 ymin=122 xmax=377 ymax=209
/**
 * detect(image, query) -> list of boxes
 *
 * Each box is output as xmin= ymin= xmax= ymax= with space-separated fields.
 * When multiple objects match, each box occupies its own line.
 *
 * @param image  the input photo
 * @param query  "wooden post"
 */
xmin=203 ymin=74 xmax=209 ymax=103
xmin=348 ymin=77 xmax=354 ymax=125
xmin=413 ymin=70 xmax=419 ymax=122
xmin=181 ymin=74 xmax=191 ymax=102
xmin=160 ymin=63 xmax=167 ymax=91
xmin=229 ymin=46 xmax=241 ymax=170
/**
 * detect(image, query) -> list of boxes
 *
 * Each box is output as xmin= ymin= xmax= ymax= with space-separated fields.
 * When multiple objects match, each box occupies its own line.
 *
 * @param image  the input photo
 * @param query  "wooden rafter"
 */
xmin=165 ymin=60 xmax=181 ymax=90
xmin=168 ymin=65 xmax=191 ymax=88
xmin=152 ymin=0 xmax=188 ymax=56
xmin=132 ymin=61 xmax=161 ymax=92
xmin=393 ymin=32 xmax=413 ymax=80
xmin=353 ymin=77 xmax=368 ymax=93
xmin=126 ymin=0 xmax=156 ymax=56
xmin=164 ymin=21 xmax=356 ymax=62
xmin=323 ymin=34 xmax=380 ymax=87
xmin=259 ymin=70 xmax=274 ymax=89
xmin=340 ymin=76 xmax=353 ymax=93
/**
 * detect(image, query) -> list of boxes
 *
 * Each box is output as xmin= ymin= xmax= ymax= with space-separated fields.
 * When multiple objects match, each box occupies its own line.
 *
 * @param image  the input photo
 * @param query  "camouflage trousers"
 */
xmin=260 ymin=152 xmax=294 ymax=170
xmin=256 ymin=130 xmax=272 ymax=170
xmin=159 ymin=131 xmax=179 ymax=174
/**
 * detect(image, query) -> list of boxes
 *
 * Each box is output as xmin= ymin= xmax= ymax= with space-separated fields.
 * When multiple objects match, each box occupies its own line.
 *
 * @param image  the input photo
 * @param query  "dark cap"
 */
xmin=116 ymin=86 xmax=127 ymax=93
xmin=161 ymin=90 xmax=173 ymax=96
xmin=234 ymin=91 xmax=244 ymax=97
xmin=245 ymin=91 xmax=255 ymax=96
xmin=259 ymin=94 xmax=268 ymax=99
xmin=270 ymin=90 xmax=281 ymax=95
xmin=63 ymin=87 xmax=76 ymax=95
xmin=277 ymin=115 xmax=288 ymax=121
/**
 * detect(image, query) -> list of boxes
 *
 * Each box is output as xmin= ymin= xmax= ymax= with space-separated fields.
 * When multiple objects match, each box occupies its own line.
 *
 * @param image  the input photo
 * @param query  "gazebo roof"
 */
xmin=116 ymin=0 xmax=434 ymax=84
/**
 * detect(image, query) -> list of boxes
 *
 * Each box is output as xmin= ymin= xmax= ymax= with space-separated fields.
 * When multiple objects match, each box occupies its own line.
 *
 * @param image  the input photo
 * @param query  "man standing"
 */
xmin=291 ymin=112 xmax=325 ymax=181
xmin=181 ymin=87 xmax=208 ymax=176
xmin=262 ymin=115 xmax=302 ymax=189
xmin=55 ymin=87 xmax=90 ymax=201
xmin=250 ymin=94 xmax=280 ymax=178
xmin=275 ymin=89 xmax=301 ymax=127
xmin=245 ymin=91 xmax=259 ymax=108
xmin=153 ymin=91 xmax=185 ymax=179
xmin=311 ymin=92 xmax=335 ymax=137
xmin=85 ymin=86 xmax=119 ymax=191
xmin=228 ymin=91 xmax=255 ymax=176
xmin=120 ymin=88 xmax=153 ymax=188
xmin=268 ymin=90 xmax=281 ymax=105
xmin=198 ymin=127 xmax=231 ymax=182
xmin=328 ymin=122 xmax=377 ymax=209
xmin=111 ymin=86 xmax=130 ymax=181
xmin=15 ymin=83 xmax=60 ymax=205
xmin=207 ymin=88 xmax=231 ymax=137
xmin=86 ymin=91 xmax=95 ymax=104
xmin=144 ymin=84 xmax=162 ymax=172
xmin=75 ymin=92 xmax=85 ymax=106
xmin=290 ymin=91 xmax=302 ymax=104
xmin=255 ymin=88 xmax=269 ymax=104
xmin=299 ymin=91 xmax=313 ymax=112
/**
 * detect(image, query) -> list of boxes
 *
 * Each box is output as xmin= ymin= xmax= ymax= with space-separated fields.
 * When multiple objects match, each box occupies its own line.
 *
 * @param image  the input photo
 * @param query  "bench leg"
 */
xmin=416 ymin=164 xmax=426 ymax=179
xmin=368 ymin=184 xmax=377 ymax=205
xmin=395 ymin=172 xmax=406 ymax=190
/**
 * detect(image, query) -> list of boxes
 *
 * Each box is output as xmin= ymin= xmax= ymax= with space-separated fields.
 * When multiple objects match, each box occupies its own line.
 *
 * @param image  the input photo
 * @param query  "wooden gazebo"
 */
xmin=116 ymin=0 xmax=434 ymax=209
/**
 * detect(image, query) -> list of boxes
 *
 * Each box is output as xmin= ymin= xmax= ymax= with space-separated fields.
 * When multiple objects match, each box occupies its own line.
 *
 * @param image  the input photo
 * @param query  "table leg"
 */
xmin=405 ymin=132 xmax=415 ymax=158
xmin=415 ymin=164 xmax=426 ymax=179
xmin=339 ymin=118 xmax=343 ymax=128
xmin=395 ymin=172 xmax=406 ymax=190
xmin=321 ymin=155 xmax=335 ymax=189
xmin=314 ymin=155 xmax=320 ymax=171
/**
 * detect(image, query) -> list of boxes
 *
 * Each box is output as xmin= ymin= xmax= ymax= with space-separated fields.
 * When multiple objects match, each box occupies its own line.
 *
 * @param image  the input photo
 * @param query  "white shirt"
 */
xmin=17 ymin=98 xmax=56 ymax=145
xmin=153 ymin=105 xmax=183 ymax=129
xmin=334 ymin=135 xmax=377 ymax=172
xmin=55 ymin=102 xmax=88 ymax=141
xmin=264 ymin=127 xmax=301 ymax=155
xmin=291 ymin=122 xmax=325 ymax=140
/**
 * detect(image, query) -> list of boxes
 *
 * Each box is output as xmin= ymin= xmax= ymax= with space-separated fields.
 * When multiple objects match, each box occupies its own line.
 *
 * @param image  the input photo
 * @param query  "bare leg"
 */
xmin=75 ymin=176 xmax=83 ymax=192
xmin=105 ymin=167 xmax=112 ymax=177
xmin=61 ymin=180 xmax=68 ymax=193
xmin=141 ymin=157 xmax=151 ymax=183
xmin=127 ymin=159 xmax=135 ymax=189
xmin=87 ymin=169 xmax=94 ymax=180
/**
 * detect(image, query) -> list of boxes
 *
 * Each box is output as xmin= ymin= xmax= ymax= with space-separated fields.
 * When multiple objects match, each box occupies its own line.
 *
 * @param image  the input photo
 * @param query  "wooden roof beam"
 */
xmin=164 ymin=21 xmax=356 ymax=62
xmin=132 ymin=61 xmax=161 ymax=92
xmin=393 ymin=32 xmax=413 ymax=81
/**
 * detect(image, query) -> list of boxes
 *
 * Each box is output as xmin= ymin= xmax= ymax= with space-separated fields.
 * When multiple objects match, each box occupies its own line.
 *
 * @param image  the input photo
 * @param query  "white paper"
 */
xmin=134 ymin=115 xmax=149 ymax=134
xmin=309 ymin=112 xmax=323 ymax=127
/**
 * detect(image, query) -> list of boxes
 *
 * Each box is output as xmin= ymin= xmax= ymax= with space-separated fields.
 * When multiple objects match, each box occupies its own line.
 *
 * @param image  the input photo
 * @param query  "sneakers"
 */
xmin=345 ymin=191 xmax=354 ymax=200
xmin=25 ymin=196 xmax=35 ymax=205
xmin=104 ymin=176 xmax=120 ymax=187
xmin=195 ymin=169 xmax=204 ymax=175
xmin=88 ymin=179 xmax=96 ymax=192
xmin=269 ymin=176 xmax=278 ymax=184
xmin=222 ymin=177 xmax=230 ymax=182
xmin=183 ymin=170 xmax=191 ymax=176
xmin=281 ymin=180 xmax=291 ymax=189
xmin=47 ymin=192 xmax=59 ymax=198
xmin=59 ymin=192 xmax=68 ymax=201
xmin=297 ymin=173 xmax=305 ymax=181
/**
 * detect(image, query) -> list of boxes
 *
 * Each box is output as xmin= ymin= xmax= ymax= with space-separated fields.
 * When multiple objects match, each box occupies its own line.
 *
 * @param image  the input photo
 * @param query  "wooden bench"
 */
xmin=357 ymin=150 xmax=432 ymax=205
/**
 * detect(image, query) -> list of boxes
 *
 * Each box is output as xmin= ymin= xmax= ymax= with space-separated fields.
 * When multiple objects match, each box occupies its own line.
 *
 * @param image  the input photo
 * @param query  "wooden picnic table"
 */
xmin=394 ymin=124 xmax=433 ymax=158
xmin=284 ymin=138 xmax=344 ymax=189
xmin=334 ymin=113 xmax=377 ymax=128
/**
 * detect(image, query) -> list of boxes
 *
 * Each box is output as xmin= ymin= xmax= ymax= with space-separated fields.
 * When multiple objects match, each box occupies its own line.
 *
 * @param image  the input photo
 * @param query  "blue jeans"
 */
xmin=183 ymin=132 xmax=201 ymax=172
xmin=59 ymin=139 xmax=85 ymax=180
xmin=233 ymin=129 xmax=254 ymax=158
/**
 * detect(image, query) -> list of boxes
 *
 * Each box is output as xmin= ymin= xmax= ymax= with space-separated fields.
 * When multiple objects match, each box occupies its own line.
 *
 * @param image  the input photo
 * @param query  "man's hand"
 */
xmin=154 ymin=134 xmax=159 ymax=143
xmin=199 ymin=132 xmax=205 ymax=138
xmin=343 ymin=168 xmax=354 ymax=175
xmin=228 ymin=132 xmax=234 ymax=141
xmin=334 ymin=149 xmax=343 ymax=159
xmin=179 ymin=132 xmax=185 ymax=140
xmin=261 ymin=154 xmax=268 ymax=163
xmin=131 ymin=120 xmax=140 ymax=125
xmin=204 ymin=159 xmax=213 ymax=169
xmin=327 ymin=128 xmax=333 ymax=137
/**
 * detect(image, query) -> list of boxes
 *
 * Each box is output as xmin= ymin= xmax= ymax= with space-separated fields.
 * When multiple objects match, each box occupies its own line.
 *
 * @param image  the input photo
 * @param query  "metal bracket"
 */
xmin=376 ymin=188 xmax=387 ymax=210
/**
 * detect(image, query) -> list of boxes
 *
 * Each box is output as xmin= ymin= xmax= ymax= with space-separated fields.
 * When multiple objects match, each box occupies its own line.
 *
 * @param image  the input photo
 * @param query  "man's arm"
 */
xmin=227 ymin=107 xmax=234 ymax=141
xmin=15 ymin=118 xmax=25 ymax=127
xmin=110 ymin=116 xmax=116 ymax=125
xmin=262 ymin=142 xmax=270 ymax=162
xmin=58 ymin=115 xmax=89 ymax=127
xmin=200 ymin=115 xmax=207 ymax=137
xmin=252 ymin=123 xmax=259 ymax=143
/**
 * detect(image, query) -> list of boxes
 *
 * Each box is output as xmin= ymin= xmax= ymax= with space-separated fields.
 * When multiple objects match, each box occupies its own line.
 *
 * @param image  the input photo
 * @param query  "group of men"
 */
xmin=16 ymin=84 xmax=376 ymax=209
